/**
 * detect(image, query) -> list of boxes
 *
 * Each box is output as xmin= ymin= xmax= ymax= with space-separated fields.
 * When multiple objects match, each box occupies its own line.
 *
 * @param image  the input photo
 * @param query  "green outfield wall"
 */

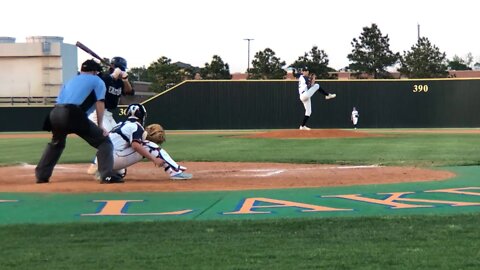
xmin=2 ymin=78 xmax=480 ymax=131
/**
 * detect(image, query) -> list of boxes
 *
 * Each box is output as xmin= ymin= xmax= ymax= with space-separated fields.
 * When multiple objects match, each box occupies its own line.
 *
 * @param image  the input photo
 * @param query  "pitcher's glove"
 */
xmin=145 ymin=124 xmax=166 ymax=145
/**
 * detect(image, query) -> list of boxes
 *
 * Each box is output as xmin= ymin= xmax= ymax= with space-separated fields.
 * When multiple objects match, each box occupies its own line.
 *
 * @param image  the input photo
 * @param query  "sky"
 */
xmin=3 ymin=0 xmax=480 ymax=73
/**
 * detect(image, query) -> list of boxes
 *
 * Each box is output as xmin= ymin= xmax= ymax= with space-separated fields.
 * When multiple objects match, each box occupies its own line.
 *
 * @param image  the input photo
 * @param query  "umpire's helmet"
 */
xmin=81 ymin=59 xmax=102 ymax=72
xmin=111 ymin=56 xmax=127 ymax=71
xmin=126 ymin=103 xmax=147 ymax=126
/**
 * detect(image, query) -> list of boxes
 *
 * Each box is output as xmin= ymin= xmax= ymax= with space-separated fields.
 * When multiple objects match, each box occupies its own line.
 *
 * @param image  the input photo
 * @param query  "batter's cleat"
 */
xmin=117 ymin=168 xmax=127 ymax=179
xmin=170 ymin=172 xmax=193 ymax=180
xmin=299 ymin=126 xmax=311 ymax=130
xmin=87 ymin=163 xmax=98 ymax=175
xmin=325 ymin=93 xmax=336 ymax=100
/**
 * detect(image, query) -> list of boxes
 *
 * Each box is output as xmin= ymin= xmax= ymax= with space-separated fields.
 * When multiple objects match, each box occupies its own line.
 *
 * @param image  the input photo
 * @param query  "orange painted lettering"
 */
xmin=223 ymin=197 xmax=351 ymax=215
xmin=81 ymin=200 xmax=192 ymax=216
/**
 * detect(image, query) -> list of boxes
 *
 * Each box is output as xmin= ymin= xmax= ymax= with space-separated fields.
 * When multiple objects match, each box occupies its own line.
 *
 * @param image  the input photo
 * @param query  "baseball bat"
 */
xmin=75 ymin=41 xmax=110 ymax=66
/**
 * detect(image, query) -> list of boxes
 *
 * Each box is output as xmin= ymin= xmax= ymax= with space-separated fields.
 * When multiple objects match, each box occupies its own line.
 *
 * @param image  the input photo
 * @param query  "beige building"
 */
xmin=0 ymin=36 xmax=77 ymax=104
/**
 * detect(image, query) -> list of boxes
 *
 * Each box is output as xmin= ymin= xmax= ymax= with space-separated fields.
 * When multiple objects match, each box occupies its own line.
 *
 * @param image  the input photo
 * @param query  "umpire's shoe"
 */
xmin=36 ymin=178 xmax=49 ymax=184
xmin=96 ymin=172 xmax=125 ymax=184
xmin=101 ymin=175 xmax=125 ymax=184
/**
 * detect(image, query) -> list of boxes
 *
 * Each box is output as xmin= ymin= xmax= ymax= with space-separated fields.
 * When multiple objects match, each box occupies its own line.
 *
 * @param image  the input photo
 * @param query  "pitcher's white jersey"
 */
xmin=298 ymin=75 xmax=310 ymax=95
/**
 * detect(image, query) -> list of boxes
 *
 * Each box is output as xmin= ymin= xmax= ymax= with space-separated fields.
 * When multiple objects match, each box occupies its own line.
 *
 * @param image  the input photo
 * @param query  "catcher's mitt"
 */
xmin=145 ymin=124 xmax=166 ymax=145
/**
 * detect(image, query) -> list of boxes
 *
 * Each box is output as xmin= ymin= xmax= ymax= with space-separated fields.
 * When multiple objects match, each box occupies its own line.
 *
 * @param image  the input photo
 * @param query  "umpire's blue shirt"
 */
xmin=57 ymin=73 xmax=106 ymax=115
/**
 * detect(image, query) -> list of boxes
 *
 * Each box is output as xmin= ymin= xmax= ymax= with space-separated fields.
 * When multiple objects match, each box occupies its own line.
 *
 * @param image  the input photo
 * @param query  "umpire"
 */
xmin=35 ymin=59 xmax=123 ymax=184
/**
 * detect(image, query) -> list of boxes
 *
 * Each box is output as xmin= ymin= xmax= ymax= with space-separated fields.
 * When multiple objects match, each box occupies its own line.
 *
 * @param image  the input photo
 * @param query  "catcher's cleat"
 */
xmin=325 ymin=93 xmax=336 ymax=100
xmin=87 ymin=163 xmax=98 ymax=175
xmin=170 ymin=172 xmax=193 ymax=180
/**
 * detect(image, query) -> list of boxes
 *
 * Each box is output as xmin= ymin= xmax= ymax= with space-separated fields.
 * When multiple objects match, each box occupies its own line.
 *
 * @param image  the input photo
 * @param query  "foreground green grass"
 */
xmin=1 ymin=130 xmax=480 ymax=269
xmin=1 ymin=214 xmax=479 ymax=270
xmin=1 ymin=131 xmax=480 ymax=166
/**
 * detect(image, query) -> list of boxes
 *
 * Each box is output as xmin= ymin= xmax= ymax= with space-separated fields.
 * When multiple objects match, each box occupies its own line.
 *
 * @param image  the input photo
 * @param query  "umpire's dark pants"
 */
xmin=35 ymin=105 xmax=114 ymax=182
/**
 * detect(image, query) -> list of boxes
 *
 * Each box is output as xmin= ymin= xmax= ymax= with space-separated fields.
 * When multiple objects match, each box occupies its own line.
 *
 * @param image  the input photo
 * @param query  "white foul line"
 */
xmin=237 ymin=169 xmax=286 ymax=177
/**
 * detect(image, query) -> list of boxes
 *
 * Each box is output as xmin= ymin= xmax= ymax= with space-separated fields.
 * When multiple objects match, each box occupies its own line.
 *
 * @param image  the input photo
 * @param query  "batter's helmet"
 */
xmin=111 ymin=56 xmax=127 ymax=71
xmin=126 ymin=103 xmax=147 ymax=126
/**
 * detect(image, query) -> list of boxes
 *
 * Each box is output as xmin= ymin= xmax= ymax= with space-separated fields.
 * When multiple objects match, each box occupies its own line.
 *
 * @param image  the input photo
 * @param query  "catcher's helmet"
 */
xmin=126 ymin=103 xmax=147 ymax=125
xmin=111 ymin=56 xmax=127 ymax=71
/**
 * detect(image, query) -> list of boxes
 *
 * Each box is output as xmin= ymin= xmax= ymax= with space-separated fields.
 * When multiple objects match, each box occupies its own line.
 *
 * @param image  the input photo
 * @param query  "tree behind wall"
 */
xmin=347 ymin=23 xmax=399 ymax=79
xmin=248 ymin=48 xmax=287 ymax=79
xmin=290 ymin=46 xmax=336 ymax=79
xmin=399 ymin=37 xmax=448 ymax=78
xmin=200 ymin=55 xmax=232 ymax=79
xmin=448 ymin=55 xmax=472 ymax=71
xmin=146 ymin=56 xmax=182 ymax=92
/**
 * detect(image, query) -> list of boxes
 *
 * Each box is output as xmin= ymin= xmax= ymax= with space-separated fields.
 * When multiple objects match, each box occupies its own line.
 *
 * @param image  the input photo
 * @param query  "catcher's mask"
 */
xmin=126 ymin=103 xmax=147 ymax=125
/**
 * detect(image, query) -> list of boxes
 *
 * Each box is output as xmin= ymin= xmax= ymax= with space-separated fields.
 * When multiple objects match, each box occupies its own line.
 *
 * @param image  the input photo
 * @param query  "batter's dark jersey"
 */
xmin=99 ymin=73 xmax=128 ymax=110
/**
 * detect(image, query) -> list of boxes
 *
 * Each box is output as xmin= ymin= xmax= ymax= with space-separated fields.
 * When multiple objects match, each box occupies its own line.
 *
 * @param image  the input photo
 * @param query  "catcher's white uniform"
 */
xmin=108 ymin=118 xmax=190 ymax=179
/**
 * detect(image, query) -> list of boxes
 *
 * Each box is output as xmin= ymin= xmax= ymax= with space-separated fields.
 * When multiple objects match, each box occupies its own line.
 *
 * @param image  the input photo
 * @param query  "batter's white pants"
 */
xmin=300 ymin=84 xmax=320 ymax=116
xmin=88 ymin=110 xmax=117 ymax=165
xmin=88 ymin=109 xmax=117 ymax=132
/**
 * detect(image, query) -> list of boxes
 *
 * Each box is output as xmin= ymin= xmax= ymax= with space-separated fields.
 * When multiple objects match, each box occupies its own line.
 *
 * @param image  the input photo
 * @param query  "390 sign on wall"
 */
xmin=412 ymin=84 xmax=429 ymax=93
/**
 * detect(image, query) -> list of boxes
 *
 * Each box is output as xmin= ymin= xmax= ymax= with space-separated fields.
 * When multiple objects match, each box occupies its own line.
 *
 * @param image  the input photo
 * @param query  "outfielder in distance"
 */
xmin=295 ymin=66 xmax=336 ymax=130
xmin=351 ymin=106 xmax=359 ymax=129
xmin=100 ymin=103 xmax=193 ymax=182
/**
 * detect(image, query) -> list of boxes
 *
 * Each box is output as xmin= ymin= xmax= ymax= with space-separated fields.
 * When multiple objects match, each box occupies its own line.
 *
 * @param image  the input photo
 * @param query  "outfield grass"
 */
xmin=1 ymin=131 xmax=480 ymax=166
xmin=1 ymin=130 xmax=480 ymax=269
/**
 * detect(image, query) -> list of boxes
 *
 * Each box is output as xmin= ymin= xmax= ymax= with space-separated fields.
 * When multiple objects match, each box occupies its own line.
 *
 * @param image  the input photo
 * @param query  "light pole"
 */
xmin=244 ymin=38 xmax=254 ymax=75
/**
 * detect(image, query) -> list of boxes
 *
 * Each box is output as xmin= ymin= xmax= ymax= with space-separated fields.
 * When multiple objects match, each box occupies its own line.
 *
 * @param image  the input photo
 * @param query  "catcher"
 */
xmin=96 ymin=103 xmax=192 ymax=182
